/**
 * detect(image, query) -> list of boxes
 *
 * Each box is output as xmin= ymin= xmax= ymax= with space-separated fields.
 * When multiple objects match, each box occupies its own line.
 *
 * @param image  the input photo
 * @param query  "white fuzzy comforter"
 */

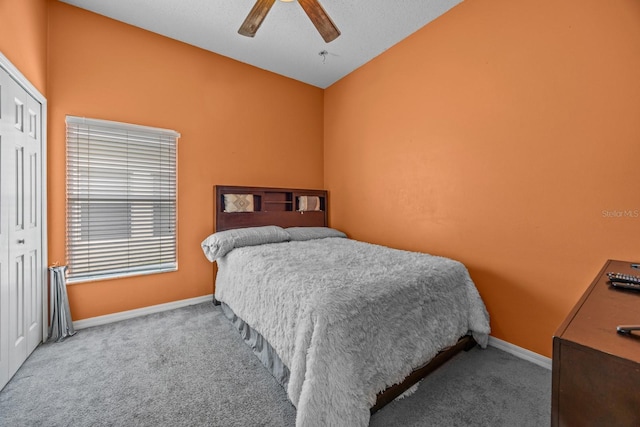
xmin=214 ymin=238 xmax=490 ymax=427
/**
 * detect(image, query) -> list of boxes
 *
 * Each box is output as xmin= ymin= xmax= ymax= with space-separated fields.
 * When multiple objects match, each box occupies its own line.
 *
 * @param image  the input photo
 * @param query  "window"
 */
xmin=65 ymin=116 xmax=179 ymax=282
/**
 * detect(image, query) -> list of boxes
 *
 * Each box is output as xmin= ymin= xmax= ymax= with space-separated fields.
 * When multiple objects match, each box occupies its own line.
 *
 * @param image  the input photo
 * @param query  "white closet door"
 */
xmin=0 ymin=62 xmax=10 ymax=391
xmin=22 ymin=90 xmax=43 ymax=355
xmin=0 ymin=63 xmax=44 ymax=391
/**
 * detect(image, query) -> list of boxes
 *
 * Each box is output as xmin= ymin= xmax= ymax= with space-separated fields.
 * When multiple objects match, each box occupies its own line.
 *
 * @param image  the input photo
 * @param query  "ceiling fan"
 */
xmin=238 ymin=0 xmax=341 ymax=43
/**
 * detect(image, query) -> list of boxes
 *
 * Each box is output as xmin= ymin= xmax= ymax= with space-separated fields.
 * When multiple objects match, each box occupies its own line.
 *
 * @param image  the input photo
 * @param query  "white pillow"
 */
xmin=201 ymin=226 xmax=290 ymax=261
xmin=285 ymin=227 xmax=347 ymax=241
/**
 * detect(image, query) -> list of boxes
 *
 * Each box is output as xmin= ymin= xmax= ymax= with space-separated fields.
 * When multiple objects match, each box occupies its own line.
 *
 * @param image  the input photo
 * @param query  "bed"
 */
xmin=201 ymin=185 xmax=491 ymax=426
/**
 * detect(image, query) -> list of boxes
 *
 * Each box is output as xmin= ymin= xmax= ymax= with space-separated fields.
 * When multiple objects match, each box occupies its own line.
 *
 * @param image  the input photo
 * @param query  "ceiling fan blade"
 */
xmin=238 ymin=0 xmax=276 ymax=38
xmin=298 ymin=0 xmax=341 ymax=43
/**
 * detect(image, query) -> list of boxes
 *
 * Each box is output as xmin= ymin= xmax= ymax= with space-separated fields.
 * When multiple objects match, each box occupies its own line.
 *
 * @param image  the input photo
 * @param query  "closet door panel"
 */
xmin=23 ymin=92 xmax=41 ymax=353
xmin=9 ymin=253 xmax=26 ymax=376
xmin=6 ymin=76 xmax=28 ymax=379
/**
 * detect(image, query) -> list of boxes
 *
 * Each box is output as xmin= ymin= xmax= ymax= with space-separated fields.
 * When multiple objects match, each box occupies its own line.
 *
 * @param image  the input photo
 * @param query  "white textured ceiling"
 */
xmin=58 ymin=0 xmax=462 ymax=89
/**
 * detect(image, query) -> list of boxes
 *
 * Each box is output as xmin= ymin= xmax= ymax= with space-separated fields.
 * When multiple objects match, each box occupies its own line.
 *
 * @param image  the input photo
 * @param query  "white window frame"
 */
xmin=65 ymin=116 xmax=179 ymax=283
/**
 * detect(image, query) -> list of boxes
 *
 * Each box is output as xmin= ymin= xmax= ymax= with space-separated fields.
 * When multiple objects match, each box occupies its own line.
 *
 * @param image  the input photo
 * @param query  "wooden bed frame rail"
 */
xmin=371 ymin=335 xmax=476 ymax=414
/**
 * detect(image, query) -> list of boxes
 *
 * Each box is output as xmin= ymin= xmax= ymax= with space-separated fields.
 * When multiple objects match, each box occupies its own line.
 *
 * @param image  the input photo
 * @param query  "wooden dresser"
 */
xmin=552 ymin=259 xmax=640 ymax=427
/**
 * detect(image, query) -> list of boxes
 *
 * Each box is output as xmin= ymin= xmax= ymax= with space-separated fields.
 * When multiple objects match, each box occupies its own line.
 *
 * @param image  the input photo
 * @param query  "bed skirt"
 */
xmin=221 ymin=302 xmax=291 ymax=389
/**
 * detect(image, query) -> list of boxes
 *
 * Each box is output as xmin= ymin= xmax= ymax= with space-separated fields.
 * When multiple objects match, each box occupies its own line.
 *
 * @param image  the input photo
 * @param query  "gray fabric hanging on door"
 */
xmin=48 ymin=266 xmax=76 ymax=342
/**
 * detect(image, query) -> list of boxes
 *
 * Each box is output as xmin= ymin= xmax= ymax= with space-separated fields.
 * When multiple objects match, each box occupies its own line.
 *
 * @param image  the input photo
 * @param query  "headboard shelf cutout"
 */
xmin=215 ymin=185 xmax=328 ymax=232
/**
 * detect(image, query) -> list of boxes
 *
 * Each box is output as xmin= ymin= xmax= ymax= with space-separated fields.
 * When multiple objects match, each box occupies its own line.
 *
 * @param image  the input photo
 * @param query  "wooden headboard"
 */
xmin=215 ymin=185 xmax=328 ymax=232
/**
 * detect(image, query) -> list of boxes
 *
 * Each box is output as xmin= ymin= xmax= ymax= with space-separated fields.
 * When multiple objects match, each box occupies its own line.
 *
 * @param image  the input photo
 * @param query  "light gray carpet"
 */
xmin=0 ymin=303 xmax=551 ymax=426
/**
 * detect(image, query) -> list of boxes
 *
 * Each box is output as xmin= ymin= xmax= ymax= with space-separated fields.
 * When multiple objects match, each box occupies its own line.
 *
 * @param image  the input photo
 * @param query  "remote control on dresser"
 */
xmin=607 ymin=272 xmax=640 ymax=291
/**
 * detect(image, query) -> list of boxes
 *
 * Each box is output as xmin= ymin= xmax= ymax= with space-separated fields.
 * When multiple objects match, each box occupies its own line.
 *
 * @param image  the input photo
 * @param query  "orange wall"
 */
xmin=324 ymin=0 xmax=640 ymax=357
xmin=47 ymin=2 xmax=324 ymax=320
xmin=0 ymin=0 xmax=48 ymax=94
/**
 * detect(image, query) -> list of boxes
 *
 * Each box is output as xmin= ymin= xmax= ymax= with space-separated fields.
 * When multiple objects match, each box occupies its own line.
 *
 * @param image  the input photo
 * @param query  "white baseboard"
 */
xmin=73 ymin=299 xmax=553 ymax=372
xmin=488 ymin=336 xmax=552 ymax=370
xmin=73 ymin=294 xmax=214 ymax=330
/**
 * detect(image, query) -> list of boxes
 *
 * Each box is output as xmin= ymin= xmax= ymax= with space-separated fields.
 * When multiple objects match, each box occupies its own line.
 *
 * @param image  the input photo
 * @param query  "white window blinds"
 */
xmin=65 ymin=116 xmax=179 ymax=282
